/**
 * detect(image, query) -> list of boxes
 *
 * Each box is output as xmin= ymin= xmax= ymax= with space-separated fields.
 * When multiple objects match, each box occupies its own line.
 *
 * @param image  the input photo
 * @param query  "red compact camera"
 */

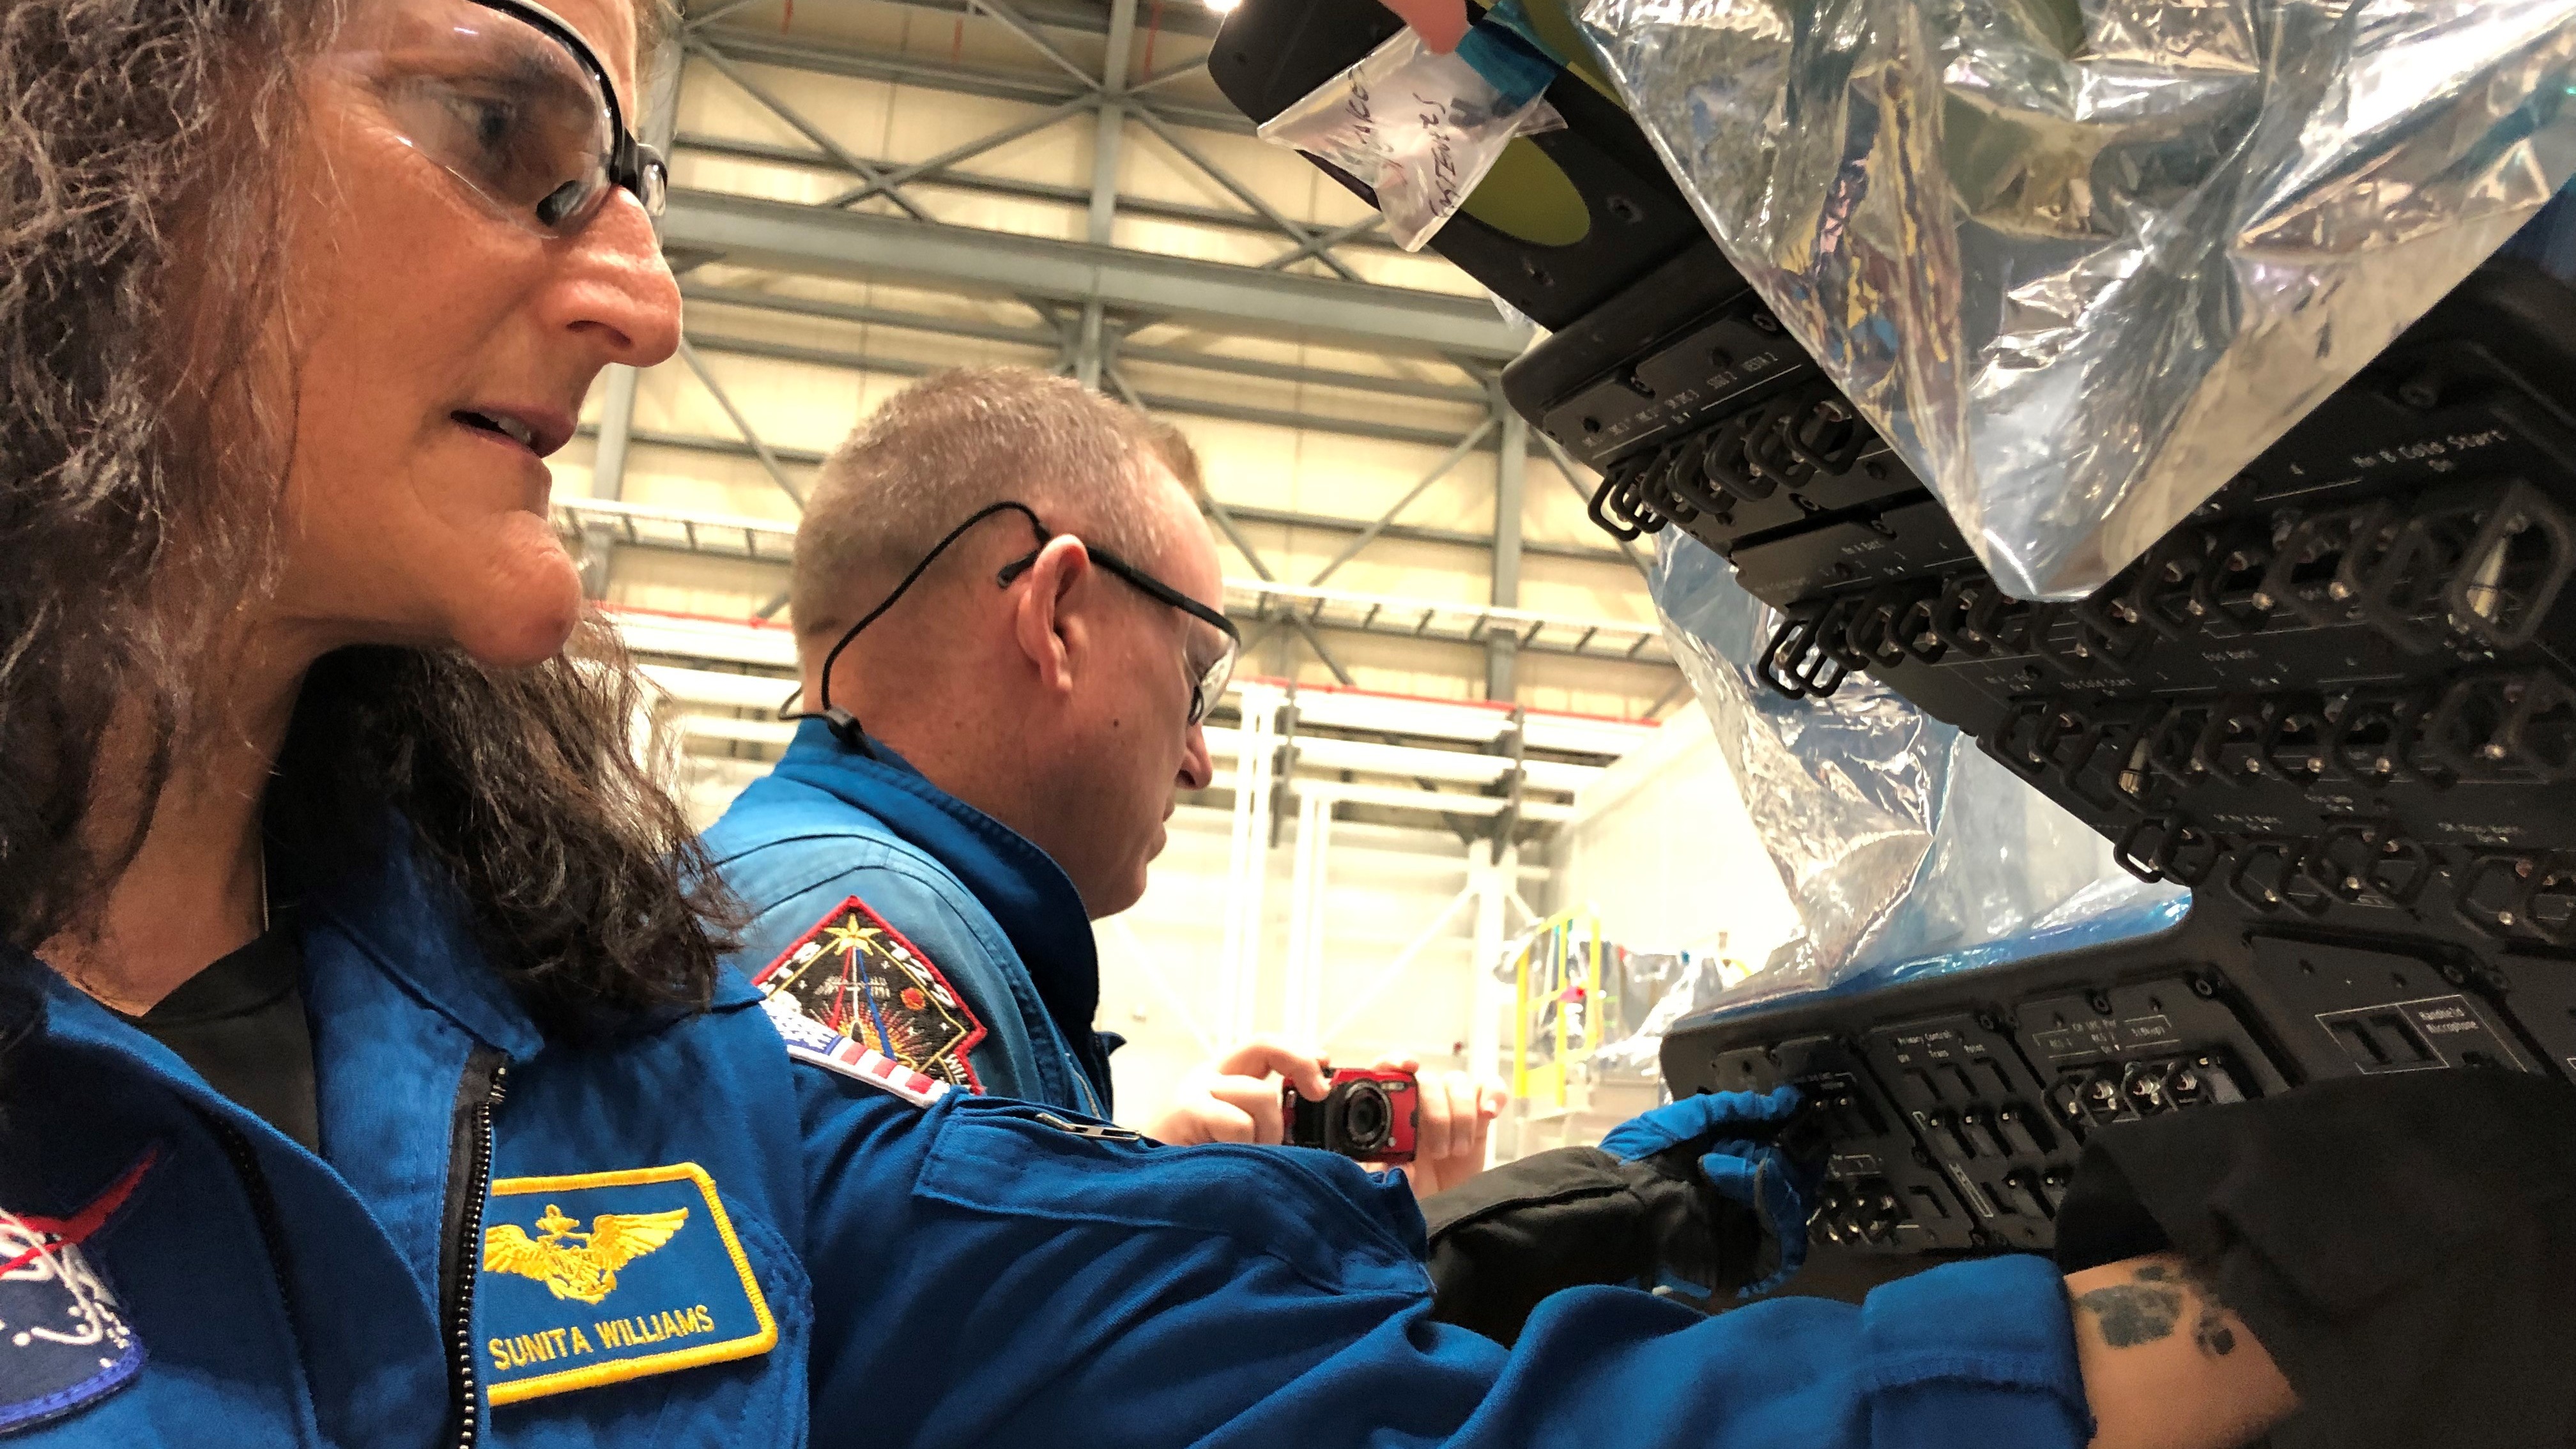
xmin=1282 ymin=1066 xmax=1419 ymax=1162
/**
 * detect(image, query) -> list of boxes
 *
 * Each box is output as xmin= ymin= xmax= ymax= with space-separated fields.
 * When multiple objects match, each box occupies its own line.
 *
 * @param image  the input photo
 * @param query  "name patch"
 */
xmin=477 ymin=1163 xmax=775 ymax=1406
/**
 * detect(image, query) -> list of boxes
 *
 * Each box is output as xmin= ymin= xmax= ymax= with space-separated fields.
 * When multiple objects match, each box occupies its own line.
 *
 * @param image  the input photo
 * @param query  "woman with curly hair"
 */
xmin=1 ymin=0 xmax=744 ymax=1438
xmin=4 ymin=1 xmax=2484 ymax=1446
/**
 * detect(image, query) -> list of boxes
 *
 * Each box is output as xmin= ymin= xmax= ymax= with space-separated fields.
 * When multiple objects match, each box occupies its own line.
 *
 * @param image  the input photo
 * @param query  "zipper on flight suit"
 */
xmin=440 ymin=1048 xmax=509 ymax=1449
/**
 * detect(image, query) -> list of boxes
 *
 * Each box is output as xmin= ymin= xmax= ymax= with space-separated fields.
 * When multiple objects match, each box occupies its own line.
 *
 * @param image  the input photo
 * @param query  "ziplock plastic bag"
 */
xmin=1652 ymin=532 xmax=2188 ymax=1011
xmin=1258 ymin=26 xmax=1567 ymax=250
xmin=1577 ymin=0 xmax=2576 ymax=600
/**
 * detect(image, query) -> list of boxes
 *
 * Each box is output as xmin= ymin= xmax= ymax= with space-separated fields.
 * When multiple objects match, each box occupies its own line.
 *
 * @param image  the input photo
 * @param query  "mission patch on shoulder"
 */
xmin=477 ymin=1163 xmax=776 ymax=1406
xmin=753 ymin=894 xmax=987 ymax=1091
xmin=760 ymin=993 xmax=952 ymax=1107
xmin=0 ymin=1149 xmax=154 ymax=1434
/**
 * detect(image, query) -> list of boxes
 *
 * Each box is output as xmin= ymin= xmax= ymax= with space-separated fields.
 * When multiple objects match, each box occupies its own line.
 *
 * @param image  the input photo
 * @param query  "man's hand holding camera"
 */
xmin=1145 ymin=1039 xmax=1507 ymax=1194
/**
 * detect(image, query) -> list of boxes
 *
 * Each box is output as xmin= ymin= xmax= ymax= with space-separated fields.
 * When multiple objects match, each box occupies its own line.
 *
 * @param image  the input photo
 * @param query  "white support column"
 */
xmin=1075 ymin=303 xmax=1108 ymax=389
xmin=585 ymin=36 xmax=683 ymax=599
xmin=1217 ymin=683 xmax=1283 ymax=1045
xmin=1282 ymin=789 xmax=1334 ymax=1048
xmin=1076 ymin=0 xmax=1137 ymax=390
xmin=1487 ymin=388 xmax=1528 ymax=702
xmin=1467 ymin=842 xmax=1518 ymax=1165
xmin=583 ymin=364 xmax=642 ymax=598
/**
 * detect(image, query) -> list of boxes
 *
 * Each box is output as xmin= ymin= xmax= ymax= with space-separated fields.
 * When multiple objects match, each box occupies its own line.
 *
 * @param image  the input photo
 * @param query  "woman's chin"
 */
xmin=450 ymin=539 xmax=586 ymax=668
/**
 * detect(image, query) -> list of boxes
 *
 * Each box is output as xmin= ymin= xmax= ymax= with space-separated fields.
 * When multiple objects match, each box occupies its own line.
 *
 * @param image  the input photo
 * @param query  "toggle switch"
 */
xmin=1994 ymin=1103 xmax=2053 ymax=1158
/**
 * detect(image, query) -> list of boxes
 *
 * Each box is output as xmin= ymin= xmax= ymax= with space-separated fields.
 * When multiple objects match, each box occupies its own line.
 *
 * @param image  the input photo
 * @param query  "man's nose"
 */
xmin=1179 ymin=723 xmax=1215 ymax=792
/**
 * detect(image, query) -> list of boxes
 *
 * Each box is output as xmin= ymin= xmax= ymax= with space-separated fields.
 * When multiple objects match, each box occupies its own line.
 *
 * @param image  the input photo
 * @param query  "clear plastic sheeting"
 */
xmin=1577 ymin=0 xmax=2576 ymax=600
xmin=1258 ymin=28 xmax=1567 ymax=250
xmin=1651 ymin=533 xmax=2187 ymax=1010
xmin=1591 ymin=951 xmax=1737 ymax=1084
xmin=1488 ymin=924 xmax=1742 ymax=1089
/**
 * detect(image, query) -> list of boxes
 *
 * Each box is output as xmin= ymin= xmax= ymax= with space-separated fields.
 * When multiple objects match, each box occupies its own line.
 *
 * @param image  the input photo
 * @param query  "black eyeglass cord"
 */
xmin=782 ymin=500 xmax=1046 ymax=754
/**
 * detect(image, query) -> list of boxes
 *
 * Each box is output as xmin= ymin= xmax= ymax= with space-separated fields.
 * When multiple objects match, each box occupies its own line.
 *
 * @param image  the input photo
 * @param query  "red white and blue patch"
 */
xmin=760 ymin=992 xmax=952 ymax=1108
xmin=753 ymin=896 xmax=986 ymax=1092
xmin=1 ymin=1149 xmax=154 ymax=1434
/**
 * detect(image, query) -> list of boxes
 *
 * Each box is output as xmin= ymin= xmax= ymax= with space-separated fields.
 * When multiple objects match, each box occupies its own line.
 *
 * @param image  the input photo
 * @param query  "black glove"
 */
xmin=1423 ymin=1086 xmax=1816 ymax=1345
xmin=2053 ymin=1068 xmax=2576 ymax=1449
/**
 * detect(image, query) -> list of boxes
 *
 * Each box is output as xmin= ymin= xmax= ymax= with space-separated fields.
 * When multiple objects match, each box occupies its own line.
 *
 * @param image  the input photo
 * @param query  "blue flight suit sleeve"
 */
xmin=723 ymin=844 xmax=1103 ymax=1112
xmin=797 ymin=1076 xmax=2095 ymax=1449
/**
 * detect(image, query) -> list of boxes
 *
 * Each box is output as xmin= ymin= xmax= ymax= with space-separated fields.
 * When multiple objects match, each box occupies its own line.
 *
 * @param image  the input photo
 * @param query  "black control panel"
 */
xmin=1512 ymin=251 xmax=2576 ymax=1268
xmin=1200 ymin=0 xmax=2576 ymax=1291
xmin=1683 ymin=963 xmax=2303 ymax=1257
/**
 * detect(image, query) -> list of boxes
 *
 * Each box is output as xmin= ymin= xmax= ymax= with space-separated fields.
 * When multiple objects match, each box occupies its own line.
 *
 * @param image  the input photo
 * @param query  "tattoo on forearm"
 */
xmin=2165 ymin=1261 xmax=2240 ymax=1357
xmin=2074 ymin=1279 xmax=2182 ymax=1347
xmin=2076 ymin=1260 xmax=2241 ymax=1358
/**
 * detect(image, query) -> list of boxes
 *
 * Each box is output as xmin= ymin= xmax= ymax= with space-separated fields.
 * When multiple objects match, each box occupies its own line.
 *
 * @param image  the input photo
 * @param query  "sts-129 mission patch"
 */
xmin=753 ymin=896 xmax=988 ymax=1092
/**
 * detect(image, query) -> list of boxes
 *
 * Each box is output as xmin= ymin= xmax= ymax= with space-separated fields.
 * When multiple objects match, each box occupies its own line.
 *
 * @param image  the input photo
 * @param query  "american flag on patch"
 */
xmin=760 ymin=991 xmax=951 ymax=1107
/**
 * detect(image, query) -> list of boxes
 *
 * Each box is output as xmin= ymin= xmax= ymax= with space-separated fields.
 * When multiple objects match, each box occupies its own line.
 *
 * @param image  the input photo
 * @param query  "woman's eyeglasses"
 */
xmin=332 ymin=0 xmax=668 ymax=239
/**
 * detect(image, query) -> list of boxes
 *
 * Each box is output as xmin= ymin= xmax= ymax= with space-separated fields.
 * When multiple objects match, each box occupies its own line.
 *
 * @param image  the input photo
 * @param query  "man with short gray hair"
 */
xmin=705 ymin=368 xmax=1499 ymax=1188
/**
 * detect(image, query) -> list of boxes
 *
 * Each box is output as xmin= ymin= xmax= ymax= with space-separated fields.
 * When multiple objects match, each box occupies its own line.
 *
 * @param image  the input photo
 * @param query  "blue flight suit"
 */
xmin=0 ymin=809 xmax=2097 ymax=1446
xmin=703 ymin=719 xmax=1110 ymax=1115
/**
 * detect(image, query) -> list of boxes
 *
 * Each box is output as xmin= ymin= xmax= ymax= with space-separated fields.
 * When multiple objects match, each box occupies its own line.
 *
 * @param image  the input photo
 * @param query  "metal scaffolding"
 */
xmin=593 ymin=0 xmax=1670 ymax=705
xmin=555 ymin=498 xmax=1671 ymax=664
xmin=658 ymin=189 xmax=1526 ymax=359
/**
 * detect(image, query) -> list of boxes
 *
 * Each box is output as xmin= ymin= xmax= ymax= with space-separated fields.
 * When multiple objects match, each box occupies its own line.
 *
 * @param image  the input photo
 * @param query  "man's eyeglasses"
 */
xmin=806 ymin=502 xmax=1240 ymax=749
xmin=998 ymin=540 xmax=1240 ymax=727
xmin=330 ymin=0 xmax=668 ymax=240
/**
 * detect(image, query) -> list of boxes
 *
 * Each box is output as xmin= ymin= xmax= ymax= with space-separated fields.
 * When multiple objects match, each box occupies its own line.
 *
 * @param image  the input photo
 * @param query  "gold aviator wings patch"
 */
xmin=482 ymin=1203 xmax=691 ymax=1305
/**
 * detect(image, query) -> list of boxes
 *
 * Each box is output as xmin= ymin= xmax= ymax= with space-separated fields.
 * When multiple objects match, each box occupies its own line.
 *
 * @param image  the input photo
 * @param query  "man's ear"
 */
xmin=1009 ymin=535 xmax=1094 ymax=697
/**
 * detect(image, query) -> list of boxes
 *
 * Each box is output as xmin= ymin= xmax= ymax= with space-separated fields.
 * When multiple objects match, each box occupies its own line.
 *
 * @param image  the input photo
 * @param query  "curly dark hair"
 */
xmin=0 ymin=0 xmax=724 ymax=1043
